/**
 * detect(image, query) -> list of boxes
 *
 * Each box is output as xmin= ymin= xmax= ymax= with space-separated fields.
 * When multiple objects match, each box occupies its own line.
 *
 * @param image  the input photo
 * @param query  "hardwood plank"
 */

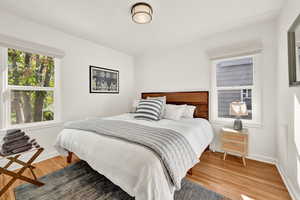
xmin=0 ymin=155 xmax=80 ymax=200
xmin=0 ymin=152 xmax=291 ymax=200
xmin=187 ymin=151 xmax=291 ymax=200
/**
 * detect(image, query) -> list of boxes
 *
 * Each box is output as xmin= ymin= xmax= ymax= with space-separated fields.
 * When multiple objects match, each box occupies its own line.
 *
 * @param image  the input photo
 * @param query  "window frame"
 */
xmin=0 ymin=47 xmax=61 ymax=129
xmin=211 ymin=54 xmax=262 ymax=127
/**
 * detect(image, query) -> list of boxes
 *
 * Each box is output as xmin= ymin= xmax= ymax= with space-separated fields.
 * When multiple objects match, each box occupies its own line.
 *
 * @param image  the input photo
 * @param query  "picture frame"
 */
xmin=288 ymin=13 xmax=300 ymax=87
xmin=89 ymin=66 xmax=119 ymax=93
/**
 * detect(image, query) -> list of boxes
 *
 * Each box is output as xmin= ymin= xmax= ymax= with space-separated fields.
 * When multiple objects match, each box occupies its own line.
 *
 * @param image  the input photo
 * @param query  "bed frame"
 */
xmin=67 ymin=91 xmax=210 ymax=175
xmin=141 ymin=91 xmax=209 ymax=120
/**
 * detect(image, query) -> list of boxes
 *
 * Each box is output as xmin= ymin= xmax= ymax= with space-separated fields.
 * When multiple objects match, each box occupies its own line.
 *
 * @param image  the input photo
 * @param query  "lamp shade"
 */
xmin=131 ymin=2 xmax=153 ymax=24
xmin=229 ymin=101 xmax=248 ymax=116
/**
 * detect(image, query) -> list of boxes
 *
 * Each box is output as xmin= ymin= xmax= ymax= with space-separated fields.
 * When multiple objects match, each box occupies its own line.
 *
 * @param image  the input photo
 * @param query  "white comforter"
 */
xmin=54 ymin=113 xmax=213 ymax=200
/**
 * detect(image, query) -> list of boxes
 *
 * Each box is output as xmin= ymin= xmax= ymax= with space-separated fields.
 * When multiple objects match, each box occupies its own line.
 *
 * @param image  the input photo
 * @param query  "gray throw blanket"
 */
xmin=64 ymin=119 xmax=198 ymax=190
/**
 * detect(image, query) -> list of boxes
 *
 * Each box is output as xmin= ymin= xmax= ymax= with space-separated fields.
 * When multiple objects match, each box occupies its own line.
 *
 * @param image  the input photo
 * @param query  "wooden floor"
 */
xmin=188 ymin=151 xmax=291 ymax=200
xmin=0 ymin=151 xmax=291 ymax=200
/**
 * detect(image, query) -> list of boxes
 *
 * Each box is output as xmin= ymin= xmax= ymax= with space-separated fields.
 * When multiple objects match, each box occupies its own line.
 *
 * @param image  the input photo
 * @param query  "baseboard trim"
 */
xmin=211 ymin=147 xmax=276 ymax=164
xmin=276 ymin=163 xmax=300 ymax=200
xmin=247 ymin=154 xmax=277 ymax=164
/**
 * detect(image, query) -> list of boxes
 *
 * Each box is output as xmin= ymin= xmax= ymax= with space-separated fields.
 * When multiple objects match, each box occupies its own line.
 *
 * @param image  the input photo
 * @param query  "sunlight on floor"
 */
xmin=241 ymin=194 xmax=255 ymax=200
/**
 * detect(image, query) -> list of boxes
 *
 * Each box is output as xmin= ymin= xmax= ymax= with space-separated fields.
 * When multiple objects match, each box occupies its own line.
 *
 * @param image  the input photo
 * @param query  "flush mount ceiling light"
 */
xmin=131 ymin=2 xmax=153 ymax=24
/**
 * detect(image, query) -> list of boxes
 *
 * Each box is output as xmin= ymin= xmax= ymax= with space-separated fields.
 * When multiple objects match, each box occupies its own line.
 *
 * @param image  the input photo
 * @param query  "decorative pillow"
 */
xmin=130 ymin=99 xmax=140 ymax=113
xmin=164 ymin=104 xmax=187 ymax=120
xmin=147 ymin=96 xmax=166 ymax=119
xmin=134 ymin=99 xmax=163 ymax=121
xmin=182 ymin=105 xmax=196 ymax=118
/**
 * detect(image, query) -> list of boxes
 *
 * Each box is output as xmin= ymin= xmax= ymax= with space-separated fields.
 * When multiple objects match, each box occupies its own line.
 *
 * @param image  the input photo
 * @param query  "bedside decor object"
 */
xmin=131 ymin=2 xmax=153 ymax=24
xmin=0 ymin=129 xmax=44 ymax=197
xmin=288 ymin=13 xmax=300 ymax=87
xmin=221 ymin=128 xmax=248 ymax=166
xmin=229 ymin=101 xmax=248 ymax=130
xmin=130 ymin=99 xmax=140 ymax=113
xmin=89 ymin=66 xmax=119 ymax=94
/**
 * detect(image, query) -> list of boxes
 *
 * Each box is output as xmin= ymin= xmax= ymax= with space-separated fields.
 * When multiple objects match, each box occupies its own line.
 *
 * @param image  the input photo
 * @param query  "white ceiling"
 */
xmin=0 ymin=0 xmax=284 ymax=56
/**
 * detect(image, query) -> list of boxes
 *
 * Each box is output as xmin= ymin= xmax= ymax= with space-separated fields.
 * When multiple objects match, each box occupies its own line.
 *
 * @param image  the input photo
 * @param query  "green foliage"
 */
xmin=43 ymin=110 xmax=54 ymax=121
xmin=8 ymin=48 xmax=55 ymax=124
xmin=8 ymin=48 xmax=55 ymax=87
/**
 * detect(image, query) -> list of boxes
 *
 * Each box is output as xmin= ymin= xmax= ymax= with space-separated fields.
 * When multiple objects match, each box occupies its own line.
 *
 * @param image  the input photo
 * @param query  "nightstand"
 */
xmin=221 ymin=127 xmax=248 ymax=166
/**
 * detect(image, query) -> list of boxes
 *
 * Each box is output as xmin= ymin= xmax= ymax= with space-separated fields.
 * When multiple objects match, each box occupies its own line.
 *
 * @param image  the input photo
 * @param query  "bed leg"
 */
xmin=187 ymin=168 xmax=193 ymax=176
xmin=67 ymin=152 xmax=73 ymax=164
xmin=205 ymin=145 xmax=210 ymax=152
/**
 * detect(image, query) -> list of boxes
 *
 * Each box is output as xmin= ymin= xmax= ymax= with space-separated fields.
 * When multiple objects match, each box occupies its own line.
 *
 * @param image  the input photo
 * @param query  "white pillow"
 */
xmin=147 ymin=96 xmax=166 ymax=119
xmin=130 ymin=99 xmax=140 ymax=113
xmin=164 ymin=104 xmax=187 ymax=120
xmin=182 ymin=105 xmax=196 ymax=118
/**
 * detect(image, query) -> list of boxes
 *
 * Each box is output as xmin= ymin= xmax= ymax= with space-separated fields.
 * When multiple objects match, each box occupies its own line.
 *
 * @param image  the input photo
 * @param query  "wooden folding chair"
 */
xmin=0 ymin=148 xmax=45 ymax=197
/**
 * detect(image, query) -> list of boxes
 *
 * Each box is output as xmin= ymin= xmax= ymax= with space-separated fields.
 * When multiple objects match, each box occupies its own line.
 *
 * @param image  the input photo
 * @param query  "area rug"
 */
xmin=15 ymin=161 xmax=227 ymax=200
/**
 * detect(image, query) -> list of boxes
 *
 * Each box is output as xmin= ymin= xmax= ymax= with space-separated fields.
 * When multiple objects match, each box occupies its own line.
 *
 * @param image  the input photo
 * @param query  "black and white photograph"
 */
xmin=89 ymin=66 xmax=119 ymax=93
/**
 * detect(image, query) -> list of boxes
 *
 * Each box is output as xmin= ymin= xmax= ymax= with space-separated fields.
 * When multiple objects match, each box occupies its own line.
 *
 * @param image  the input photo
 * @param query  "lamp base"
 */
xmin=233 ymin=118 xmax=243 ymax=130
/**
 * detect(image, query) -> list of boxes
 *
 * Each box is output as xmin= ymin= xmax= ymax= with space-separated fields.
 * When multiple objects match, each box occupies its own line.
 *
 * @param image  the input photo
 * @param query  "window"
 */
xmin=0 ymin=47 xmax=60 ymax=128
xmin=211 ymin=54 xmax=261 ymax=125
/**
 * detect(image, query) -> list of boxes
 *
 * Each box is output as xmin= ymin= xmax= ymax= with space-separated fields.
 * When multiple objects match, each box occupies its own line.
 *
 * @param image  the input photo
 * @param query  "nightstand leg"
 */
xmin=223 ymin=152 xmax=227 ymax=160
xmin=242 ymin=156 xmax=246 ymax=167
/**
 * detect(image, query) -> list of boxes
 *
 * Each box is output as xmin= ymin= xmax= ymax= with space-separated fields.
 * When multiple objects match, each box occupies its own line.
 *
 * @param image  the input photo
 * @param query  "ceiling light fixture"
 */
xmin=131 ymin=2 xmax=153 ymax=24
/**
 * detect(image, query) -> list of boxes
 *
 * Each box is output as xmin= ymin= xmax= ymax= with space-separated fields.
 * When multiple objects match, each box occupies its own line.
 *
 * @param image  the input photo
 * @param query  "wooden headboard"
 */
xmin=141 ymin=91 xmax=209 ymax=120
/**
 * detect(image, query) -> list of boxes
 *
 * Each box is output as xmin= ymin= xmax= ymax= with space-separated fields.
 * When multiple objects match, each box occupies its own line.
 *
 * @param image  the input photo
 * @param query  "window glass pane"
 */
xmin=10 ymin=90 xmax=54 ymax=124
xmin=8 ymin=48 xmax=54 ymax=87
xmin=218 ymin=89 xmax=252 ymax=120
xmin=216 ymin=57 xmax=253 ymax=87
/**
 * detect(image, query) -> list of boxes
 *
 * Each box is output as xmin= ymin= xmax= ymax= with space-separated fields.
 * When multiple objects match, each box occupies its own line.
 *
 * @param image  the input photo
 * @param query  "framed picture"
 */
xmin=89 ymin=66 xmax=119 ymax=93
xmin=288 ymin=14 xmax=300 ymax=87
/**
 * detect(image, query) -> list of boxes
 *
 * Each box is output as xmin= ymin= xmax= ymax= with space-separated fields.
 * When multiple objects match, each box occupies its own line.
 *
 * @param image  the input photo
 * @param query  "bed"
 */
xmin=55 ymin=91 xmax=213 ymax=200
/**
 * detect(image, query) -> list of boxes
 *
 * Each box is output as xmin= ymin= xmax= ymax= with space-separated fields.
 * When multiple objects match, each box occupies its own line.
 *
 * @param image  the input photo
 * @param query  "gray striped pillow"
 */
xmin=134 ymin=99 xmax=163 ymax=121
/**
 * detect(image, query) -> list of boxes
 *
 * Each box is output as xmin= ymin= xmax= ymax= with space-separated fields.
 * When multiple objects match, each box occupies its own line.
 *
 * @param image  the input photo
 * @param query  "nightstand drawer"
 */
xmin=222 ymin=141 xmax=246 ymax=154
xmin=222 ymin=132 xmax=247 ymax=143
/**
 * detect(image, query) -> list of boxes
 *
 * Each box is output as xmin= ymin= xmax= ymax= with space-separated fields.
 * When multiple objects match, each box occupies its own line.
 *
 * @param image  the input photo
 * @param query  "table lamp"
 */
xmin=229 ymin=101 xmax=248 ymax=130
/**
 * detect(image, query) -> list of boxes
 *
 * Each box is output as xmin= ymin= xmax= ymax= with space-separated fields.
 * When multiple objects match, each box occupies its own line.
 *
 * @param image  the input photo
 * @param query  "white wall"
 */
xmin=135 ymin=20 xmax=278 ymax=163
xmin=135 ymin=45 xmax=211 ymax=92
xmin=277 ymin=0 xmax=300 ymax=199
xmin=0 ymin=11 xmax=135 ymax=165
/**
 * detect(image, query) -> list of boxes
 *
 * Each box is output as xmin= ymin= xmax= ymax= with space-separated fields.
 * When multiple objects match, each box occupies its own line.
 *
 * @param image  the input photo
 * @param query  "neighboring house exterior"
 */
xmin=216 ymin=58 xmax=253 ymax=119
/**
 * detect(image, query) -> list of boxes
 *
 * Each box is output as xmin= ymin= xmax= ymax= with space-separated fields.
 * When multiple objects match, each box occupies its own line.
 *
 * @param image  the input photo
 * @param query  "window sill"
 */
xmin=0 ymin=121 xmax=63 ymax=132
xmin=211 ymin=120 xmax=262 ymax=129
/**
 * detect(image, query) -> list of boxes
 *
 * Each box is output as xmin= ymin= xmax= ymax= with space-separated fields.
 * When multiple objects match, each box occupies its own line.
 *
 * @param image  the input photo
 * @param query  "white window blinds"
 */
xmin=0 ymin=34 xmax=65 ymax=59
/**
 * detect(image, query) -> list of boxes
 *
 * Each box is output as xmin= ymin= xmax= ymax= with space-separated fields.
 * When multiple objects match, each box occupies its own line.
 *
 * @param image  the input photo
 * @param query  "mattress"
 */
xmin=55 ymin=113 xmax=214 ymax=200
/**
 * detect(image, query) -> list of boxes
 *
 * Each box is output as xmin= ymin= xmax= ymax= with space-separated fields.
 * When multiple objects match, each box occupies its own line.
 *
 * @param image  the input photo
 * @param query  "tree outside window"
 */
xmin=7 ymin=48 xmax=55 ymax=125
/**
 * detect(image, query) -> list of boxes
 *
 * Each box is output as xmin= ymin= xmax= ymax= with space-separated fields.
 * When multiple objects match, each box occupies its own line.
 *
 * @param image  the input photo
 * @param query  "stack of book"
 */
xmin=0 ymin=129 xmax=39 ymax=156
